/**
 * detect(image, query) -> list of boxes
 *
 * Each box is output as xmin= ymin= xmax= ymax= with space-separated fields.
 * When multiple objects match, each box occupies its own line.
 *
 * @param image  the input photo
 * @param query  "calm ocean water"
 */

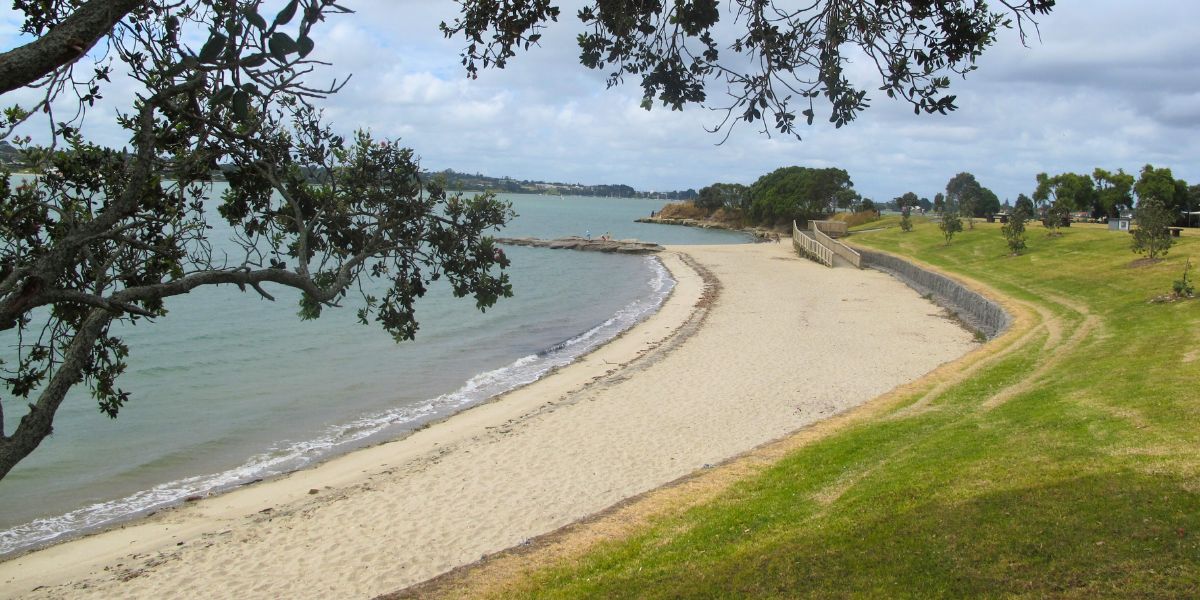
xmin=0 ymin=191 xmax=747 ymax=556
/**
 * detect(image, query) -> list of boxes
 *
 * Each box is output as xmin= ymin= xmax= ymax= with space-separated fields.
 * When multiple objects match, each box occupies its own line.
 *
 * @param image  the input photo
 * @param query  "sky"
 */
xmin=3 ymin=1 xmax=1198 ymax=203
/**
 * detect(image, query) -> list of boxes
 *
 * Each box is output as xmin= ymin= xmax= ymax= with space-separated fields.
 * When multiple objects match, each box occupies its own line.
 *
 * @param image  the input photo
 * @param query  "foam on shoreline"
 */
xmin=0 ymin=257 xmax=674 ymax=559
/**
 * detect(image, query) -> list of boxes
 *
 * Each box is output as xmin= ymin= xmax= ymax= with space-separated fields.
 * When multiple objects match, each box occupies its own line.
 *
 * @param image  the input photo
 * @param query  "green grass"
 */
xmin=846 ymin=214 xmax=897 ymax=231
xmin=484 ymin=221 xmax=1200 ymax=598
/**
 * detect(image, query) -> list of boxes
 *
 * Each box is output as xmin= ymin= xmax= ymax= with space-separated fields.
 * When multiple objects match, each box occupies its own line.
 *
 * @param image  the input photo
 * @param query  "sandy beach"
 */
xmin=0 ymin=242 xmax=977 ymax=599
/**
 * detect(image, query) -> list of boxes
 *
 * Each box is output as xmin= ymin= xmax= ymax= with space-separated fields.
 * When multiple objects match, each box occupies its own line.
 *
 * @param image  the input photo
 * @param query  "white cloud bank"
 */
xmin=3 ymin=1 xmax=1197 ymax=202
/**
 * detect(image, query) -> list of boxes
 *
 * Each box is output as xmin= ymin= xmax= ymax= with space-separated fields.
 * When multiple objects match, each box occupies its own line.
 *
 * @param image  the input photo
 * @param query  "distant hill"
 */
xmin=0 ymin=141 xmax=24 ymax=166
xmin=423 ymin=168 xmax=697 ymax=200
xmin=0 ymin=147 xmax=697 ymax=200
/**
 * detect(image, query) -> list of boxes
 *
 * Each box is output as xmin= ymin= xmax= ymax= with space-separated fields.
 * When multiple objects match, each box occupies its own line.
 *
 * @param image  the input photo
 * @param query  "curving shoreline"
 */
xmin=0 ymin=243 xmax=978 ymax=599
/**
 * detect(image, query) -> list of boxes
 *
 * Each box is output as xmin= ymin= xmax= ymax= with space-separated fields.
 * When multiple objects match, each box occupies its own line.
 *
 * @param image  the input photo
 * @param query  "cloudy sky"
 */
xmin=4 ymin=1 xmax=1199 ymax=203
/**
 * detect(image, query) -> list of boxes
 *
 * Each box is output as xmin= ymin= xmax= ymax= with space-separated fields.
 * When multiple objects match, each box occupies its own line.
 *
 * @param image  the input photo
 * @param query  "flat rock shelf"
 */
xmin=495 ymin=236 xmax=664 ymax=254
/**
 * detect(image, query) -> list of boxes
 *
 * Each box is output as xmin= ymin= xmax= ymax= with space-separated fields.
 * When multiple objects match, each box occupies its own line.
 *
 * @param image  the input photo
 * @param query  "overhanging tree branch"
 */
xmin=0 ymin=0 xmax=145 ymax=95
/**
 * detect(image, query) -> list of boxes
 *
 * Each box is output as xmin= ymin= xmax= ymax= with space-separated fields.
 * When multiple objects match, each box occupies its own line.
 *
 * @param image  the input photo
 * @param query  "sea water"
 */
xmin=0 ymin=191 xmax=747 ymax=556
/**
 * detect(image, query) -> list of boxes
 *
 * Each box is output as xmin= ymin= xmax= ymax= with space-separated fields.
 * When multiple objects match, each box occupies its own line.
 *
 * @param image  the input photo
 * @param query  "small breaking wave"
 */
xmin=0 ymin=255 xmax=675 ymax=557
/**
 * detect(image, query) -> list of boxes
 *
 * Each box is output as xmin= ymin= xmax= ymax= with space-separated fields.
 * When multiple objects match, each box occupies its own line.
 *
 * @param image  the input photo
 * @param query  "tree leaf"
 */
xmin=298 ymin=35 xmax=315 ymax=58
xmin=275 ymin=0 xmax=299 ymax=26
xmin=269 ymin=32 xmax=299 ymax=62
xmin=242 ymin=7 xmax=267 ymax=30
xmin=232 ymin=90 xmax=250 ymax=121
xmin=241 ymin=53 xmax=268 ymax=68
xmin=198 ymin=32 xmax=227 ymax=63
xmin=213 ymin=85 xmax=236 ymax=105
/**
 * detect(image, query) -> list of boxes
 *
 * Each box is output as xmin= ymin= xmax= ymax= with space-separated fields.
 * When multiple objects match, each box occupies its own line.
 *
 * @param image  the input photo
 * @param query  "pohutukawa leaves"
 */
xmin=269 ymin=32 xmax=299 ymax=61
xmin=198 ymin=31 xmax=227 ymax=63
xmin=243 ymin=7 xmax=267 ymax=30
xmin=231 ymin=89 xmax=251 ymax=120
xmin=298 ymin=35 xmax=315 ymax=58
xmin=0 ymin=0 xmax=517 ymax=481
xmin=275 ymin=0 xmax=299 ymax=26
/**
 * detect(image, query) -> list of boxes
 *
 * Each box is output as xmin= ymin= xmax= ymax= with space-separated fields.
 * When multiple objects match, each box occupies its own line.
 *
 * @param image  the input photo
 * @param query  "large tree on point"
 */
xmin=0 ymin=0 xmax=1056 ymax=480
xmin=747 ymin=166 xmax=854 ymax=224
xmin=696 ymin=182 xmax=749 ymax=212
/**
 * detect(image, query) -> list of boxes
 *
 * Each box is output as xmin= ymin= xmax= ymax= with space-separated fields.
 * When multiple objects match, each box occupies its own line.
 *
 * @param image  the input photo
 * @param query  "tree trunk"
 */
xmin=0 ymin=0 xmax=145 ymax=95
xmin=0 ymin=308 xmax=112 ymax=480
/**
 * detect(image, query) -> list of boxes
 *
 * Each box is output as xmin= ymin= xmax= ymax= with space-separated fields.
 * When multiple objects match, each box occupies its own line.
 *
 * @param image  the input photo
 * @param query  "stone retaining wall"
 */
xmin=858 ymin=249 xmax=1010 ymax=339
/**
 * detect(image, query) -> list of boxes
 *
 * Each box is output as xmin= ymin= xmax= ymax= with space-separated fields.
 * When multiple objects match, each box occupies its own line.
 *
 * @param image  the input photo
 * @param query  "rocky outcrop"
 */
xmin=495 ymin=236 xmax=664 ymax=254
xmin=635 ymin=217 xmax=779 ymax=241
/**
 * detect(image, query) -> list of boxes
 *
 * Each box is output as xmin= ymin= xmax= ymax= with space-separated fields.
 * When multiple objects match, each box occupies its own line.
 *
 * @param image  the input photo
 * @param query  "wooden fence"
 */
xmin=811 ymin=225 xmax=861 ymax=268
xmin=793 ymin=220 xmax=833 ymax=267
xmin=812 ymin=220 xmax=848 ymax=238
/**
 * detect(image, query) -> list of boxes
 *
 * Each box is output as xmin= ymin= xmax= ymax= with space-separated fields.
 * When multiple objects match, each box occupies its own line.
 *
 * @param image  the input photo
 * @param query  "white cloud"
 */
xmin=2 ymin=1 xmax=1197 ymax=203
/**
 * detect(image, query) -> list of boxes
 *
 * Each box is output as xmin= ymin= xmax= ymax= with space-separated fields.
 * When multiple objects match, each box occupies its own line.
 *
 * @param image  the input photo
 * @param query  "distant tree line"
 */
xmin=419 ymin=169 xmax=698 ymax=200
xmin=888 ymin=164 xmax=1194 ymax=259
xmin=887 ymin=164 xmax=1196 ymax=228
xmin=1032 ymin=165 xmax=1197 ymax=227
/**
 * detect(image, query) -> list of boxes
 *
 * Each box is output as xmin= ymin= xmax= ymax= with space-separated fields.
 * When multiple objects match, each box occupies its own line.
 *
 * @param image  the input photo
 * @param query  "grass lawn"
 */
xmin=435 ymin=220 xmax=1200 ymax=598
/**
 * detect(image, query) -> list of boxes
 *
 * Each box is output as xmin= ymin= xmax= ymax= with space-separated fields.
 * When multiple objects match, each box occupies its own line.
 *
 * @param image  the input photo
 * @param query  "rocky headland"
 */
xmin=495 ymin=236 xmax=665 ymax=254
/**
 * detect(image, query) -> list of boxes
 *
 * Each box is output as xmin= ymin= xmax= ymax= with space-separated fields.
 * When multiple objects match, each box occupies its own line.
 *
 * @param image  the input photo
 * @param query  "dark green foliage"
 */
xmin=900 ymin=207 xmax=913 ymax=232
xmin=747 ymin=166 xmax=854 ymax=225
xmin=945 ymin=172 xmax=997 ymax=227
xmin=1002 ymin=206 xmax=1027 ymax=254
xmin=1014 ymin=193 xmax=1035 ymax=216
xmin=0 ymin=0 xmax=514 ymax=480
xmin=1035 ymin=171 xmax=1098 ymax=217
xmin=894 ymin=191 xmax=919 ymax=211
xmin=1135 ymin=164 xmax=1190 ymax=226
xmin=696 ymin=182 xmax=749 ymax=212
xmin=977 ymin=186 xmax=1001 ymax=216
xmin=1044 ymin=200 xmax=1071 ymax=236
xmin=442 ymin=1 xmax=1055 ymax=139
xmin=836 ymin=189 xmax=863 ymax=211
xmin=1131 ymin=197 xmax=1174 ymax=259
xmin=945 ymin=172 xmax=980 ymax=213
xmin=1093 ymin=167 xmax=1134 ymax=218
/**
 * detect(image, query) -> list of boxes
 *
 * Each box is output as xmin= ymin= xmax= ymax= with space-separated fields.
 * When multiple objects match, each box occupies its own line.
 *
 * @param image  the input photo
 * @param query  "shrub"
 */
xmin=1131 ymin=197 xmax=1174 ymax=260
xmin=657 ymin=201 xmax=711 ymax=220
xmin=939 ymin=210 xmax=963 ymax=245
xmin=1002 ymin=207 xmax=1028 ymax=254
xmin=1173 ymin=258 xmax=1194 ymax=298
xmin=710 ymin=207 xmax=745 ymax=227
xmin=830 ymin=210 xmax=880 ymax=229
xmin=1043 ymin=201 xmax=1070 ymax=237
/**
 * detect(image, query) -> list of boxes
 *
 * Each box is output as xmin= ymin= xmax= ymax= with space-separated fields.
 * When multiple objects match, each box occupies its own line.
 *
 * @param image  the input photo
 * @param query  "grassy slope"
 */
xmin=485 ymin=221 xmax=1200 ymax=598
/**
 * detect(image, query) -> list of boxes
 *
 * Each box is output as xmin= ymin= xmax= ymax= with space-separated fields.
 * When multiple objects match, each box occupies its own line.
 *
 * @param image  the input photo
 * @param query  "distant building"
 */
xmin=1108 ymin=216 xmax=1131 ymax=231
